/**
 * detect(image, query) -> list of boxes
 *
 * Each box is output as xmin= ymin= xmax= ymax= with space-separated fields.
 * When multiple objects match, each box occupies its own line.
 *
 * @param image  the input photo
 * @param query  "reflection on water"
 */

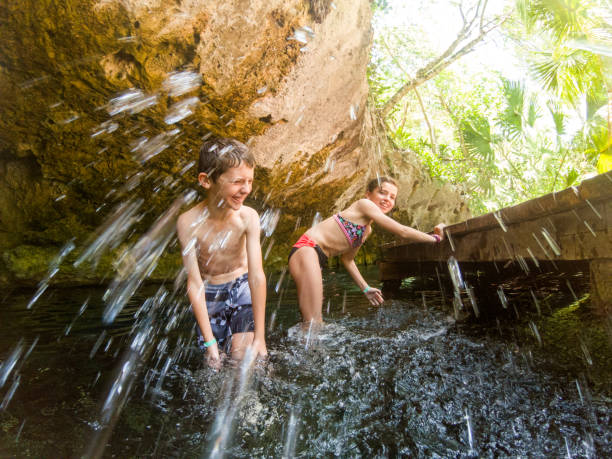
xmin=0 ymin=268 xmax=610 ymax=457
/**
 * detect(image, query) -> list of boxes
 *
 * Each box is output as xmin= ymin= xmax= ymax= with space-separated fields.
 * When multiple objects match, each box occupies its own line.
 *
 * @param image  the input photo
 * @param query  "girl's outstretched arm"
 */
xmin=357 ymin=199 xmax=444 ymax=243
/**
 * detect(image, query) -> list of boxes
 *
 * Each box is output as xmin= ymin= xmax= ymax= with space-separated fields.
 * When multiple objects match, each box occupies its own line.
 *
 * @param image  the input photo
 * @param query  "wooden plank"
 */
xmin=380 ymin=173 xmax=612 ymax=280
xmin=381 ymin=171 xmax=612 ymax=249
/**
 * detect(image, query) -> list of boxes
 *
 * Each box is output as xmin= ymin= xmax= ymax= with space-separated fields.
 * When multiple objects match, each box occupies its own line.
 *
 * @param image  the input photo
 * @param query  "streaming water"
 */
xmin=0 ymin=268 xmax=610 ymax=457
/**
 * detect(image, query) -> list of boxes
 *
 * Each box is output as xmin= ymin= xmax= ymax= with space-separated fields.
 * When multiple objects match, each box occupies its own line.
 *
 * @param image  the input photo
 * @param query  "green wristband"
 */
xmin=203 ymin=338 xmax=217 ymax=348
xmin=362 ymin=285 xmax=371 ymax=294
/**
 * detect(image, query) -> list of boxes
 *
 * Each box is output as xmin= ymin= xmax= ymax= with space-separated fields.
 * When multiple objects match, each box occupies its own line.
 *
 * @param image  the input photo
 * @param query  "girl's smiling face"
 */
xmin=366 ymin=181 xmax=397 ymax=214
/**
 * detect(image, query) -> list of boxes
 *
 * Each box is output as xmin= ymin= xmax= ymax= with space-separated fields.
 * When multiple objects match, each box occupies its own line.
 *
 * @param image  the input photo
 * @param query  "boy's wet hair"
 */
xmin=366 ymin=176 xmax=397 ymax=192
xmin=198 ymin=137 xmax=255 ymax=182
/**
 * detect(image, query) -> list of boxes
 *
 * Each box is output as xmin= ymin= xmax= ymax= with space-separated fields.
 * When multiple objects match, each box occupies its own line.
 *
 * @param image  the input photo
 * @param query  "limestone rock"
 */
xmin=0 ymin=0 xmax=468 ymax=286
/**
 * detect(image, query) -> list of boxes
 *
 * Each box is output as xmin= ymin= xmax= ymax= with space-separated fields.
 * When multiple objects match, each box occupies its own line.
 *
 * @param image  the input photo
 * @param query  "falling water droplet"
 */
xmin=464 ymin=409 xmax=474 ymax=453
xmin=275 ymin=268 xmax=287 ymax=293
xmin=493 ymin=211 xmax=507 ymax=232
xmin=583 ymin=220 xmax=596 ymax=237
xmin=282 ymin=406 xmax=301 ymax=458
xmin=0 ymin=340 xmax=24 ymax=388
xmin=565 ymin=279 xmax=578 ymax=301
xmin=530 ymin=289 xmax=542 ymax=316
xmin=540 ymin=228 xmax=561 ymax=256
xmin=497 ymin=286 xmax=508 ymax=309
xmin=584 ymin=200 xmax=602 ymax=219
xmin=0 ymin=375 xmax=21 ymax=411
xmin=528 ymin=321 xmax=542 ymax=346
xmin=447 ymin=256 xmax=465 ymax=292
xmin=162 ymin=70 xmax=202 ymax=97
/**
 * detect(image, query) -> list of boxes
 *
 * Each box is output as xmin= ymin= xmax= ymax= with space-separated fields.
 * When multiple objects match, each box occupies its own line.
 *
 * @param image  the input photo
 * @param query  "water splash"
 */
xmin=264 ymin=238 xmax=275 ymax=261
xmin=497 ymin=287 xmax=508 ymax=309
xmin=445 ymin=229 xmax=456 ymax=251
xmin=540 ymin=228 xmax=561 ymax=256
xmin=164 ymin=96 xmax=199 ymax=124
xmin=107 ymin=88 xmax=158 ymax=116
xmin=288 ymin=26 xmax=315 ymax=44
xmin=530 ymin=289 xmax=542 ymax=316
xmin=27 ymin=240 xmax=75 ymax=309
xmin=465 ymin=283 xmax=479 ymax=318
xmin=275 ymin=268 xmax=287 ymax=294
xmin=566 ymin=280 xmax=578 ymax=301
xmin=493 ymin=210 xmax=507 ymax=232
xmin=162 ymin=70 xmax=202 ymax=97
xmin=0 ymin=340 xmax=24 ymax=388
xmin=583 ymin=220 xmax=596 ymax=237
xmin=102 ymin=190 xmax=197 ymax=324
xmin=89 ymin=331 xmax=108 ymax=359
xmin=447 ymin=256 xmax=465 ymax=292
xmin=526 ymin=247 xmax=540 ymax=268
xmin=464 ymin=409 xmax=475 ymax=454
xmin=579 ymin=337 xmax=593 ymax=366
xmin=0 ymin=375 xmax=21 ymax=411
xmin=74 ymin=199 xmax=144 ymax=269
xmin=282 ymin=406 xmax=301 ymax=458
xmin=584 ymin=200 xmax=602 ymax=220
xmin=260 ymin=208 xmax=281 ymax=238
xmin=528 ymin=321 xmax=542 ymax=347
xmin=130 ymin=128 xmax=181 ymax=163
xmin=91 ymin=120 xmax=119 ymax=138
xmin=207 ymin=347 xmax=257 ymax=458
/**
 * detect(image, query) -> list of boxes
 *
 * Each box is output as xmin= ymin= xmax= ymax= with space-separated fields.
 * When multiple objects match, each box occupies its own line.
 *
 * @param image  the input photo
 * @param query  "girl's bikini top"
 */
xmin=333 ymin=214 xmax=367 ymax=248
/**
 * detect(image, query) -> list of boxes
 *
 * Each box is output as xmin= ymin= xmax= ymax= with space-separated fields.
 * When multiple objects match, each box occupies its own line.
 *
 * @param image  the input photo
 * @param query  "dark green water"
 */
xmin=0 ymin=267 xmax=610 ymax=457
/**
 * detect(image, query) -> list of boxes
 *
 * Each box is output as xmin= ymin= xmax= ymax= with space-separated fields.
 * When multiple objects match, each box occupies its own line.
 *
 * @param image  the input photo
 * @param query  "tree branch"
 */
xmin=414 ymin=86 xmax=438 ymax=156
xmin=381 ymin=8 xmax=511 ymax=118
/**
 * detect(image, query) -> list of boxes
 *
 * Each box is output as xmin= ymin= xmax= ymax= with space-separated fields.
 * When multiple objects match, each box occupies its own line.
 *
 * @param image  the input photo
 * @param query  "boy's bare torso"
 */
xmin=180 ymin=201 xmax=250 ymax=284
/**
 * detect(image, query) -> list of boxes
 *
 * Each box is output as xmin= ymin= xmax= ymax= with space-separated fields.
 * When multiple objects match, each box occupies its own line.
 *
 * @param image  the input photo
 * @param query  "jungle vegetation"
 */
xmin=369 ymin=0 xmax=612 ymax=214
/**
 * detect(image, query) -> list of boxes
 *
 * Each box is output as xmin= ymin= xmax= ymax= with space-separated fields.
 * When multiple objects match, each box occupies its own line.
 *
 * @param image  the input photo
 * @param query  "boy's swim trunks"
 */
xmin=196 ymin=272 xmax=254 ymax=352
xmin=288 ymin=233 xmax=328 ymax=270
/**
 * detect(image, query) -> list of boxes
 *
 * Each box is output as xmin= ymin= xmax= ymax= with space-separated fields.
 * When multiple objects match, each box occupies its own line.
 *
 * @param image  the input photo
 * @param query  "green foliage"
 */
xmin=368 ymin=0 xmax=606 ymax=214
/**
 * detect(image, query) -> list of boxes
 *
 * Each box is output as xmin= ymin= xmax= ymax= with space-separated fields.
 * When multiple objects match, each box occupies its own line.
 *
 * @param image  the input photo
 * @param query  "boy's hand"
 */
xmin=251 ymin=338 xmax=268 ymax=358
xmin=365 ymin=287 xmax=384 ymax=306
xmin=434 ymin=223 xmax=447 ymax=240
xmin=206 ymin=343 xmax=222 ymax=369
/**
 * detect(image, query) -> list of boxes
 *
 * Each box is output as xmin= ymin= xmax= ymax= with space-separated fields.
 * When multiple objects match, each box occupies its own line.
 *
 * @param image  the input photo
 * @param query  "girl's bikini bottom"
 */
xmin=288 ymin=233 xmax=328 ymax=270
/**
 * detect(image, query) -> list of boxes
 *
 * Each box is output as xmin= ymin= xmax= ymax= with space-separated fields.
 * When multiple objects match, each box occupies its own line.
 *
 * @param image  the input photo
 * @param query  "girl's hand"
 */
xmin=251 ymin=338 xmax=268 ymax=358
xmin=206 ymin=343 xmax=222 ymax=370
xmin=364 ymin=287 xmax=384 ymax=306
xmin=433 ymin=223 xmax=446 ymax=240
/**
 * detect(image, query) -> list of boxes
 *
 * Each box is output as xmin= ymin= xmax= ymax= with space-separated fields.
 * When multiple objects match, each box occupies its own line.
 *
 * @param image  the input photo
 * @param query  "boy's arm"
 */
xmin=176 ymin=214 xmax=220 ymax=364
xmin=245 ymin=208 xmax=267 ymax=357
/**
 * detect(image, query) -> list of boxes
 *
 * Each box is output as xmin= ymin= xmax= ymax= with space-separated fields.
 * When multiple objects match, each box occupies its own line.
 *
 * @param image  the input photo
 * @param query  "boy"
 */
xmin=177 ymin=137 xmax=267 ymax=367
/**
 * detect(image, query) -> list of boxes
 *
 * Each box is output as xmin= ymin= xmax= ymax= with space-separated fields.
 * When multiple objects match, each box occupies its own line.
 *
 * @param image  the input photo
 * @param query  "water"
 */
xmin=0 ymin=268 xmax=610 ymax=457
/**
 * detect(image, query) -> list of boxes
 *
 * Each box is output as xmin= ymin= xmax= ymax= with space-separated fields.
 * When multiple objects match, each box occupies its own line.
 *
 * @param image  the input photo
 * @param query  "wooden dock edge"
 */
xmin=379 ymin=172 xmax=612 ymax=315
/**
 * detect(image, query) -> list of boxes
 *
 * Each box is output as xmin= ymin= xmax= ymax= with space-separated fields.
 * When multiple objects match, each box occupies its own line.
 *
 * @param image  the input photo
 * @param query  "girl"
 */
xmin=288 ymin=177 xmax=446 ymax=322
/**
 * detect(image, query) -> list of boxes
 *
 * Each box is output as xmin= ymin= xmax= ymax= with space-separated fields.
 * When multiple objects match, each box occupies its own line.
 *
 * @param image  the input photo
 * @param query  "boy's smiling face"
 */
xmin=200 ymin=161 xmax=254 ymax=211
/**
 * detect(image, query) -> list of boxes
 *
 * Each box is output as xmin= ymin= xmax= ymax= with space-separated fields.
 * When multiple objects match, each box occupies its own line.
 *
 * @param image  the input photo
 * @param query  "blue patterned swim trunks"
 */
xmin=196 ymin=272 xmax=255 ymax=352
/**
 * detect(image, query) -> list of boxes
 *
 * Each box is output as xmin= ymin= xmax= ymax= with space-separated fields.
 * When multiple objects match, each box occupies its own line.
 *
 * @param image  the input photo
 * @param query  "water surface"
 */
xmin=0 ymin=268 xmax=610 ymax=457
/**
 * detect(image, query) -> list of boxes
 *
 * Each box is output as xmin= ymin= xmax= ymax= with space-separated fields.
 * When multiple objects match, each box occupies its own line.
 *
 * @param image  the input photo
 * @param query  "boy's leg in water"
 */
xmin=230 ymin=332 xmax=254 ymax=361
xmin=289 ymin=247 xmax=324 ymax=324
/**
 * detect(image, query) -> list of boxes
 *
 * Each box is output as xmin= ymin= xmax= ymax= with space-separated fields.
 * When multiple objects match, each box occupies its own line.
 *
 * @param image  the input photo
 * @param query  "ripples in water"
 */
xmin=0 ymin=269 xmax=610 ymax=457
